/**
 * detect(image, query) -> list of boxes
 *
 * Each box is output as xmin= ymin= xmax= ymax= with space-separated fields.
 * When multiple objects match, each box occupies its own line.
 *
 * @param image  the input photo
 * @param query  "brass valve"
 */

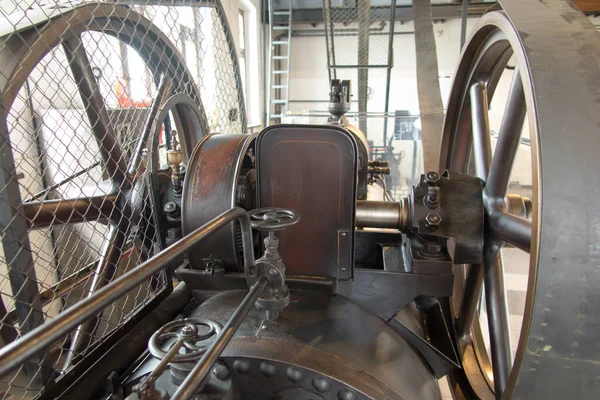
xmin=167 ymin=130 xmax=183 ymax=196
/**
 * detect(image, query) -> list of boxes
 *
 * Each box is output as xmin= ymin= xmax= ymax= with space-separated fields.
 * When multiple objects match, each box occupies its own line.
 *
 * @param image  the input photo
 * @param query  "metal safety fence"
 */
xmin=0 ymin=1 xmax=244 ymax=397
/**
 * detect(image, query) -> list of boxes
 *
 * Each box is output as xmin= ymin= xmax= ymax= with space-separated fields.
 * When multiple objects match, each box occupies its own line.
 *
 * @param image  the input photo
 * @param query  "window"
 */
xmin=237 ymin=0 xmax=260 ymax=128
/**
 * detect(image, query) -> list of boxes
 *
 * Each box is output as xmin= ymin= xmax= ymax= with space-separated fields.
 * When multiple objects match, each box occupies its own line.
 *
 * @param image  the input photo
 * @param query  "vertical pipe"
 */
xmin=460 ymin=0 xmax=468 ymax=51
xmin=266 ymin=0 xmax=273 ymax=123
xmin=323 ymin=0 xmax=336 ymax=82
xmin=382 ymin=0 xmax=396 ymax=148
xmin=357 ymin=0 xmax=371 ymax=135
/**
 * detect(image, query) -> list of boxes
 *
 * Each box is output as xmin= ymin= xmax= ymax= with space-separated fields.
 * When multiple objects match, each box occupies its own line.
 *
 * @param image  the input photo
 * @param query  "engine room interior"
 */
xmin=0 ymin=1 xmax=599 ymax=399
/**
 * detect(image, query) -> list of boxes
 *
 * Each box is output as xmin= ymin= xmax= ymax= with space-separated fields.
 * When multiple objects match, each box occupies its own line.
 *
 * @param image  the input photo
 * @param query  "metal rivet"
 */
xmin=286 ymin=366 xmax=304 ymax=383
xmin=212 ymin=363 xmax=229 ymax=380
xmin=233 ymin=359 xmax=250 ymax=374
xmin=313 ymin=377 xmax=331 ymax=392
xmin=338 ymin=389 xmax=356 ymax=400
xmin=260 ymin=361 xmax=277 ymax=377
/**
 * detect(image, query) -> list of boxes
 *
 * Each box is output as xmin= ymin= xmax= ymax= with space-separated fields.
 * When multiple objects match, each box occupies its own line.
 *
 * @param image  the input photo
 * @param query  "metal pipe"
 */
xmin=0 ymin=207 xmax=255 ymax=379
xmin=23 ymin=161 xmax=102 ymax=202
xmin=355 ymin=199 xmax=408 ymax=231
xmin=382 ymin=0 xmax=396 ymax=145
xmin=171 ymin=276 xmax=268 ymax=400
xmin=460 ymin=0 xmax=468 ymax=50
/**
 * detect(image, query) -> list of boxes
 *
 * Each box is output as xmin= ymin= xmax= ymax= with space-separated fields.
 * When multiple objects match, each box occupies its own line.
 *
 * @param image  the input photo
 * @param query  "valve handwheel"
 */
xmin=148 ymin=318 xmax=222 ymax=363
xmin=248 ymin=208 xmax=300 ymax=231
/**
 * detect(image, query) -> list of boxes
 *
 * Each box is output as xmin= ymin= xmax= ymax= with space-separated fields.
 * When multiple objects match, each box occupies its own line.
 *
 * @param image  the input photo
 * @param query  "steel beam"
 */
xmin=288 ymin=2 xmax=496 ymax=23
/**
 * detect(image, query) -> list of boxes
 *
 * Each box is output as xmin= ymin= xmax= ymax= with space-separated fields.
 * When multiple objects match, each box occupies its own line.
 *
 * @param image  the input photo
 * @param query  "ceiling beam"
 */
xmin=288 ymin=2 xmax=497 ymax=23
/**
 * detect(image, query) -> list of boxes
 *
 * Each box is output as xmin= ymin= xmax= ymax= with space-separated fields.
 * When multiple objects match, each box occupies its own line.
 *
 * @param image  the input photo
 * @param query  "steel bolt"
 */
xmin=425 ymin=186 xmax=440 ymax=208
xmin=425 ymin=213 xmax=442 ymax=227
xmin=269 ymin=268 xmax=278 ymax=277
xmin=425 ymin=171 xmax=440 ymax=185
xmin=163 ymin=201 xmax=178 ymax=218
xmin=425 ymin=242 xmax=442 ymax=254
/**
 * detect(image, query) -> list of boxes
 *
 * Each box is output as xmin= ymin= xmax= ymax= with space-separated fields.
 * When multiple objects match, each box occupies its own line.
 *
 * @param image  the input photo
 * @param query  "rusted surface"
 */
xmin=256 ymin=125 xmax=357 ymax=279
xmin=181 ymin=134 xmax=256 ymax=271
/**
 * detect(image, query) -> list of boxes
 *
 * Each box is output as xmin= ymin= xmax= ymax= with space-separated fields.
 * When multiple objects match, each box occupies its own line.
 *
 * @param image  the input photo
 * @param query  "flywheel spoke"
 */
xmin=23 ymin=195 xmax=117 ymax=228
xmin=62 ymin=36 xmax=127 ymax=184
xmin=485 ymin=69 xmax=527 ymax=200
xmin=455 ymin=263 xmax=484 ymax=339
xmin=490 ymin=210 xmax=532 ymax=253
xmin=63 ymin=223 xmax=126 ymax=369
xmin=483 ymin=245 xmax=512 ymax=396
xmin=469 ymin=81 xmax=493 ymax=181
xmin=128 ymin=73 xmax=170 ymax=177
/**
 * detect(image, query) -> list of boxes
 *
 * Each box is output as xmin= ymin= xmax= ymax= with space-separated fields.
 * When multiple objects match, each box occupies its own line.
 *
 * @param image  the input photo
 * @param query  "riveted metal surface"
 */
xmin=187 ymin=290 xmax=441 ymax=400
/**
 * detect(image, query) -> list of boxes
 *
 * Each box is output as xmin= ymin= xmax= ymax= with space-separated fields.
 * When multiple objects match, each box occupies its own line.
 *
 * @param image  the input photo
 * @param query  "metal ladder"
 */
xmin=266 ymin=0 xmax=292 ymax=124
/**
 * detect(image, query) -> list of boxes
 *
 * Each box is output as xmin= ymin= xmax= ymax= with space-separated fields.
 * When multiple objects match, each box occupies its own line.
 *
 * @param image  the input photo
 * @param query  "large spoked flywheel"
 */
xmin=0 ymin=2 xmax=230 ymax=395
xmin=440 ymin=1 xmax=600 ymax=399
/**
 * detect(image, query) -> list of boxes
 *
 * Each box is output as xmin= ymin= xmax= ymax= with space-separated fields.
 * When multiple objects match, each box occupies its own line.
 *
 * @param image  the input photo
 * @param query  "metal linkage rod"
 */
xmin=172 ymin=276 xmax=268 ymax=400
xmin=0 ymin=208 xmax=256 ymax=379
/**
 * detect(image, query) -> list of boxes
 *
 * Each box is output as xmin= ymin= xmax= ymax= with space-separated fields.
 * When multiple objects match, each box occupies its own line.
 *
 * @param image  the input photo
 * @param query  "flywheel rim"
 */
xmin=441 ymin=3 xmax=600 ymax=398
xmin=442 ymin=11 xmax=540 ymax=399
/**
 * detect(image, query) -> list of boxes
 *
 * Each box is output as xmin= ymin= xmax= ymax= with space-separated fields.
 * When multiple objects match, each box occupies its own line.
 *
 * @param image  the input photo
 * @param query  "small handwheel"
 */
xmin=248 ymin=208 xmax=300 ymax=231
xmin=148 ymin=318 xmax=222 ymax=363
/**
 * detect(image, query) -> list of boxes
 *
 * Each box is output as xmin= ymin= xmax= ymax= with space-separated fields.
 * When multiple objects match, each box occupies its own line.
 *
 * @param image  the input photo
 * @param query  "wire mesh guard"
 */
xmin=0 ymin=0 xmax=245 ymax=397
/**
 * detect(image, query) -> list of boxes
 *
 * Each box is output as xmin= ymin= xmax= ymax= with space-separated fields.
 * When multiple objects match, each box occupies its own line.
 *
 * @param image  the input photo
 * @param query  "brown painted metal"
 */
xmin=23 ymin=195 xmax=117 ymax=228
xmin=256 ymin=125 xmax=357 ymax=279
xmin=181 ymin=134 xmax=256 ymax=272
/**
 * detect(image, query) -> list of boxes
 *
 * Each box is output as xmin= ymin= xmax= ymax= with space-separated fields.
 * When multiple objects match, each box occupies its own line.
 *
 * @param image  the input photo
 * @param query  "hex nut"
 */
xmin=425 ymin=213 xmax=442 ymax=227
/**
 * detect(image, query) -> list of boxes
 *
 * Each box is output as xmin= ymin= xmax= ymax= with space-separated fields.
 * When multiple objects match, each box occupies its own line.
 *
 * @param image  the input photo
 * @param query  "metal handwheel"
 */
xmin=248 ymin=208 xmax=301 ymax=231
xmin=148 ymin=318 xmax=223 ymax=363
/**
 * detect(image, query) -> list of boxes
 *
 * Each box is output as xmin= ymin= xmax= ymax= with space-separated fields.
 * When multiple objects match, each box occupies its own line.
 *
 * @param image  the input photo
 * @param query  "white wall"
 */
xmin=285 ymin=17 xmax=537 ymax=188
